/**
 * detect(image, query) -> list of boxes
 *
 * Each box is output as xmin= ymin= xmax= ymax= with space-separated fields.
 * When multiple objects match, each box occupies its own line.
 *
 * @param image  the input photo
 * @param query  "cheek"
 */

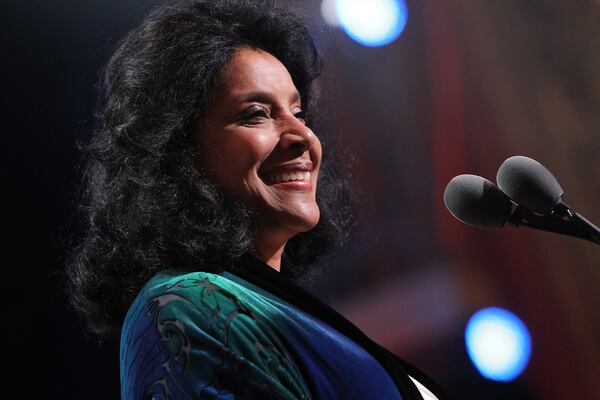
xmin=207 ymin=132 xmax=276 ymax=195
xmin=230 ymin=133 xmax=274 ymax=173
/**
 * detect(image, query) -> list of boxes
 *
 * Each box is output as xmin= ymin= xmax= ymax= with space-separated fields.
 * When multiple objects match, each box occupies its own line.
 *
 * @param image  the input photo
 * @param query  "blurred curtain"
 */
xmin=426 ymin=0 xmax=600 ymax=398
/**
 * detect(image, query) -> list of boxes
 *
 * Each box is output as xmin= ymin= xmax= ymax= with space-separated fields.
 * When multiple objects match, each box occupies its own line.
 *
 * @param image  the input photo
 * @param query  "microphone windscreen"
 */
xmin=496 ymin=156 xmax=563 ymax=214
xmin=444 ymin=174 xmax=513 ymax=229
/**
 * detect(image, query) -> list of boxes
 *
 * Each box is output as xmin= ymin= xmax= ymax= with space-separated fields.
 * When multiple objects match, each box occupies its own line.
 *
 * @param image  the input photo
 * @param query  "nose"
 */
xmin=278 ymin=114 xmax=318 ymax=153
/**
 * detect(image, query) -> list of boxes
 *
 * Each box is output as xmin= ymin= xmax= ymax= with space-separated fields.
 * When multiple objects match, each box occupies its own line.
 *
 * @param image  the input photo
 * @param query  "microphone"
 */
xmin=443 ymin=174 xmax=512 ymax=229
xmin=444 ymin=156 xmax=600 ymax=245
xmin=496 ymin=156 xmax=563 ymax=214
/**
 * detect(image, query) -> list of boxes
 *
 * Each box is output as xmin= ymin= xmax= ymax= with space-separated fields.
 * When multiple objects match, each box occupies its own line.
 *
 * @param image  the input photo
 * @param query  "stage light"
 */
xmin=321 ymin=0 xmax=341 ymax=27
xmin=333 ymin=0 xmax=407 ymax=47
xmin=465 ymin=307 xmax=531 ymax=382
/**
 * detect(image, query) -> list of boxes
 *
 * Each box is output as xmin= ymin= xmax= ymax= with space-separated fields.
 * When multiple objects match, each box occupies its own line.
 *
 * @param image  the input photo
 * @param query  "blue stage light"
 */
xmin=334 ymin=0 xmax=408 ymax=47
xmin=465 ymin=307 xmax=532 ymax=382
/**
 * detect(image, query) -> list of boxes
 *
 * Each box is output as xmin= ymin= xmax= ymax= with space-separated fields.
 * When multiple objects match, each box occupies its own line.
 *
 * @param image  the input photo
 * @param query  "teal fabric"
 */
xmin=121 ymin=271 xmax=312 ymax=399
xmin=119 ymin=258 xmax=433 ymax=399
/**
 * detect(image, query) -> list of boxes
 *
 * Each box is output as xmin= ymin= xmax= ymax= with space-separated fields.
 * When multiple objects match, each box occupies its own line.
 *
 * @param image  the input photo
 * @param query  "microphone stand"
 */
xmin=507 ymin=202 xmax=600 ymax=246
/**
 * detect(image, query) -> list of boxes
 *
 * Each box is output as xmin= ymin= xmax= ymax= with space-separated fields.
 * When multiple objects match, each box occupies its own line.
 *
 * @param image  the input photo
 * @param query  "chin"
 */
xmin=255 ymin=201 xmax=320 ymax=239
xmin=285 ymin=208 xmax=321 ymax=234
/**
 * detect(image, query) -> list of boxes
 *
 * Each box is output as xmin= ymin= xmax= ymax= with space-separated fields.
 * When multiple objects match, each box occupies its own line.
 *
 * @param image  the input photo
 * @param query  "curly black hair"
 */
xmin=67 ymin=0 xmax=354 ymax=339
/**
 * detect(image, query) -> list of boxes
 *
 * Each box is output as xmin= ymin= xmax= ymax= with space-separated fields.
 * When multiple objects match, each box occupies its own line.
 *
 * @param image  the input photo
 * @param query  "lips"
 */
xmin=260 ymin=161 xmax=313 ymax=185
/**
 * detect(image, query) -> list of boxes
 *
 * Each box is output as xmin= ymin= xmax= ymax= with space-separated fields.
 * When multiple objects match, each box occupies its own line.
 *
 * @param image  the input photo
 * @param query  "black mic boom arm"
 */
xmin=507 ymin=203 xmax=600 ymax=245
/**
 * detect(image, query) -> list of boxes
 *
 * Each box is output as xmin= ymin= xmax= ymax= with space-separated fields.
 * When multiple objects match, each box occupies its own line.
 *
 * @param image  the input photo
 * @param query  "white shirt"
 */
xmin=410 ymin=375 xmax=440 ymax=400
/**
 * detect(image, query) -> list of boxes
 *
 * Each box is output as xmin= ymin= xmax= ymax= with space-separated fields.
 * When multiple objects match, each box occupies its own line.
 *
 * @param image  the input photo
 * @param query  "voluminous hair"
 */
xmin=67 ymin=0 xmax=354 ymax=339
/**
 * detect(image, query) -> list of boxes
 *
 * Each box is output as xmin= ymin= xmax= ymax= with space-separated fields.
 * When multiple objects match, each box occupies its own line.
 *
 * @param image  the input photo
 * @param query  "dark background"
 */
xmin=5 ymin=0 xmax=599 ymax=398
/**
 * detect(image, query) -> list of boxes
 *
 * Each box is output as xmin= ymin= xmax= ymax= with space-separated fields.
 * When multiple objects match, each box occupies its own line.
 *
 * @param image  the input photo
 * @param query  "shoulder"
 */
xmin=143 ymin=270 xmax=236 ymax=298
xmin=142 ymin=270 xmax=258 ymax=308
xmin=120 ymin=270 xmax=310 ymax=399
xmin=126 ymin=270 xmax=261 ymax=345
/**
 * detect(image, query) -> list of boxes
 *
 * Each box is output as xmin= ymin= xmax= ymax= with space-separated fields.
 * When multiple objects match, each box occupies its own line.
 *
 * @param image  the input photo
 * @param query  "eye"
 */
xmin=237 ymin=105 xmax=270 ymax=124
xmin=293 ymin=108 xmax=307 ymax=124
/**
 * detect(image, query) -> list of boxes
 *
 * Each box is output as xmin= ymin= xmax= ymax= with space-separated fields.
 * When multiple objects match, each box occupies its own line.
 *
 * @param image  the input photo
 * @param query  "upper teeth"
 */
xmin=267 ymin=171 xmax=311 ymax=184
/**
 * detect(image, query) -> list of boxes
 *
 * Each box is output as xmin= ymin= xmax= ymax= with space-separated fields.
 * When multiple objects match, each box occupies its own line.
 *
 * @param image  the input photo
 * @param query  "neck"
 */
xmin=252 ymin=231 xmax=291 ymax=272
xmin=250 ymin=248 xmax=282 ymax=272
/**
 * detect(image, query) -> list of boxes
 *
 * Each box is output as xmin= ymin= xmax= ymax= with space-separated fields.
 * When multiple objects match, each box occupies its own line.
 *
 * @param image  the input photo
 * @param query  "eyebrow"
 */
xmin=235 ymin=90 xmax=301 ymax=105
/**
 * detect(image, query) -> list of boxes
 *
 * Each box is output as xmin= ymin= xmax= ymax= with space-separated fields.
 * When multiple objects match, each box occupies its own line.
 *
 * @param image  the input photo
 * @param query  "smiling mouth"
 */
xmin=265 ymin=170 xmax=311 ymax=184
xmin=260 ymin=161 xmax=313 ymax=185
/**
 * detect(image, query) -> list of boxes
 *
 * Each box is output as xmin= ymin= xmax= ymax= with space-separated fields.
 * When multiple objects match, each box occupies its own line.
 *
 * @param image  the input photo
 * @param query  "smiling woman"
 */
xmin=196 ymin=48 xmax=323 ymax=270
xmin=67 ymin=0 xmax=445 ymax=399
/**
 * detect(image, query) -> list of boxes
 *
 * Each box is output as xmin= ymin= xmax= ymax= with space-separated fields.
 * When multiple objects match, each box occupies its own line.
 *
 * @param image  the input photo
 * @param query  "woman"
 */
xmin=68 ymin=0 xmax=446 ymax=399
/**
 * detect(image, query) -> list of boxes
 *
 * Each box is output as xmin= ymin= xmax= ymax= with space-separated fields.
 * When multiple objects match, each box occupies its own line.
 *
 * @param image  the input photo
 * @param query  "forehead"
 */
xmin=217 ymin=48 xmax=300 ymax=101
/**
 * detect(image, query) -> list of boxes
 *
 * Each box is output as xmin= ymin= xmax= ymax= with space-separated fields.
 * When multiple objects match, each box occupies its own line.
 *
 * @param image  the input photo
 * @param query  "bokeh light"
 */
xmin=465 ymin=307 xmax=532 ymax=382
xmin=331 ymin=0 xmax=408 ymax=47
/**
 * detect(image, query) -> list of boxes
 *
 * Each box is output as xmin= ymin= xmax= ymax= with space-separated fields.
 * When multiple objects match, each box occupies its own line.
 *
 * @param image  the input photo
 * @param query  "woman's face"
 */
xmin=196 ymin=48 xmax=322 ymax=249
